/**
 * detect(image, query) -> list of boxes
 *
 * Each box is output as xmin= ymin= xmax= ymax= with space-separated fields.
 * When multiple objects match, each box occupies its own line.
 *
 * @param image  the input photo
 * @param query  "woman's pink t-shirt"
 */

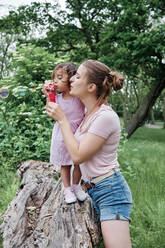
xmin=74 ymin=104 xmax=121 ymax=181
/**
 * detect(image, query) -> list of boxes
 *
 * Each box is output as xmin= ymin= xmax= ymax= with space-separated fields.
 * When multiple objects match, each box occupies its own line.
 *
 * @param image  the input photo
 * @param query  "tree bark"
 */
xmin=0 ymin=36 xmax=11 ymax=80
xmin=122 ymin=80 xmax=130 ymax=124
xmin=0 ymin=160 xmax=100 ymax=248
xmin=125 ymin=79 xmax=165 ymax=138
xmin=150 ymin=107 xmax=155 ymax=124
xmin=162 ymin=91 xmax=165 ymax=128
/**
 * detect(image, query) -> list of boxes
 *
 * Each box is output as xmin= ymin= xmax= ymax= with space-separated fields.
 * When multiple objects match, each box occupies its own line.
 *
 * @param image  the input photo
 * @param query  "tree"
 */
xmin=162 ymin=90 xmax=165 ymax=128
xmin=0 ymin=0 xmax=165 ymax=137
xmin=99 ymin=0 xmax=165 ymax=136
xmin=0 ymin=33 xmax=14 ymax=80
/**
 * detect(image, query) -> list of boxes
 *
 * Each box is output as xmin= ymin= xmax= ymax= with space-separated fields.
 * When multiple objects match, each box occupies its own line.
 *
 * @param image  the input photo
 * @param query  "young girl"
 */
xmin=42 ymin=62 xmax=87 ymax=204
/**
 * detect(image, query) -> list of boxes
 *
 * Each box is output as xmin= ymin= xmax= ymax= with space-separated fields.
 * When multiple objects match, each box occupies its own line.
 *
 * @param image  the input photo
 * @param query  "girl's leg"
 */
xmin=72 ymin=164 xmax=81 ymax=185
xmin=61 ymin=165 xmax=77 ymax=203
xmin=72 ymin=164 xmax=87 ymax=201
xmin=101 ymin=220 xmax=132 ymax=248
xmin=61 ymin=165 xmax=72 ymax=187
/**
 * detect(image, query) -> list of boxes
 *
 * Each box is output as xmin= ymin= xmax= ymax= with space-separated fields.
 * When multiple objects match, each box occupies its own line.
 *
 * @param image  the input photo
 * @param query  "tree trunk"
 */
xmin=150 ymin=107 xmax=155 ymax=124
xmin=125 ymin=79 xmax=165 ymax=138
xmin=122 ymin=80 xmax=129 ymax=124
xmin=0 ymin=160 xmax=100 ymax=248
xmin=163 ymin=91 xmax=165 ymax=128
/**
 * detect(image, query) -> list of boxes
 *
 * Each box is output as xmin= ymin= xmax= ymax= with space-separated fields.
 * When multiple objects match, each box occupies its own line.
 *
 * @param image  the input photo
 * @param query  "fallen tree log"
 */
xmin=0 ymin=160 xmax=100 ymax=248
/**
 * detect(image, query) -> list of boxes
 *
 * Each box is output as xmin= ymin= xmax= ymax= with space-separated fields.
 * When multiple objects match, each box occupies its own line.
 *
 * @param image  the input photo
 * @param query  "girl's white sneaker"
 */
xmin=64 ymin=187 xmax=77 ymax=204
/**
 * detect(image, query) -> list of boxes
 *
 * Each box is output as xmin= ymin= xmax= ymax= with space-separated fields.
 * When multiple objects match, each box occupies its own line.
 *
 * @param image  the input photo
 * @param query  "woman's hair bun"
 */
xmin=108 ymin=71 xmax=124 ymax=91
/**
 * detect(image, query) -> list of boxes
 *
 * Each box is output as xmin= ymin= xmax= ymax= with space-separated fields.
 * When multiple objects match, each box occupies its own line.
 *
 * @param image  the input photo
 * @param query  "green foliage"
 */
xmin=99 ymin=2 xmax=165 ymax=78
xmin=11 ymin=44 xmax=56 ymax=84
xmin=0 ymin=98 xmax=52 ymax=166
xmin=1 ymin=0 xmax=164 ymax=77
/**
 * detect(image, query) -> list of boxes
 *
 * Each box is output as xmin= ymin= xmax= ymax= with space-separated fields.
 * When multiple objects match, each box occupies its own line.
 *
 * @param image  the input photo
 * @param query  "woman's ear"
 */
xmin=87 ymin=83 xmax=96 ymax=93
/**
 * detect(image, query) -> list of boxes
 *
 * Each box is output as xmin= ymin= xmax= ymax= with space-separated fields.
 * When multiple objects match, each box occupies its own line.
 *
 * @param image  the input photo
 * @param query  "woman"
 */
xmin=46 ymin=60 xmax=133 ymax=248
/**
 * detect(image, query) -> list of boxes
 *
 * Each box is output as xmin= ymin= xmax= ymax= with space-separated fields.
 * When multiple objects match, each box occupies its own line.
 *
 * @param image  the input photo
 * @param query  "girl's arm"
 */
xmin=46 ymin=102 xmax=106 ymax=164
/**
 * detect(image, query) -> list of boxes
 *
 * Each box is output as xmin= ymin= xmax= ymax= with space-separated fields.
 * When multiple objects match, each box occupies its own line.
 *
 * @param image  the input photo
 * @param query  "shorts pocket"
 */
xmin=121 ymin=181 xmax=133 ymax=203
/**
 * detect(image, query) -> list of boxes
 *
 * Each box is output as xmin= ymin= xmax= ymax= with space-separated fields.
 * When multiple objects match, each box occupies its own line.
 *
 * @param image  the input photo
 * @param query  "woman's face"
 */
xmin=70 ymin=64 xmax=89 ymax=98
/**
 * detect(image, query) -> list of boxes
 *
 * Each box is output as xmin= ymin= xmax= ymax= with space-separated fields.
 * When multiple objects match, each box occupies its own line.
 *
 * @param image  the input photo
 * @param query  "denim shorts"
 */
xmin=86 ymin=170 xmax=133 ymax=222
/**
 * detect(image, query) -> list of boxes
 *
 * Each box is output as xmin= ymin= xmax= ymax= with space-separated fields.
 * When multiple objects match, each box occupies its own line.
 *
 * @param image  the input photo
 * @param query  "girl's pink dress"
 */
xmin=50 ymin=94 xmax=85 ymax=166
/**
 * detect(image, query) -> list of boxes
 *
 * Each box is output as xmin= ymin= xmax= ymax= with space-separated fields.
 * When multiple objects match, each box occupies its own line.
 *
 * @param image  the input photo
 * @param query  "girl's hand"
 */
xmin=42 ymin=80 xmax=51 ymax=98
xmin=46 ymin=102 xmax=66 ymax=123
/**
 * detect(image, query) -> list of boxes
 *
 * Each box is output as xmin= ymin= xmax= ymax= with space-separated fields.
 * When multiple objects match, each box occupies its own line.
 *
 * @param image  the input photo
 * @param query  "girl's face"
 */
xmin=70 ymin=64 xmax=89 ymax=98
xmin=53 ymin=69 xmax=69 ymax=93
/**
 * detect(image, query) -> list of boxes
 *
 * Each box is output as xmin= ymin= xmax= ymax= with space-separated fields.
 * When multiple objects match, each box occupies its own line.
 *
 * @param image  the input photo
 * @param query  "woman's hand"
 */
xmin=46 ymin=102 xmax=66 ymax=123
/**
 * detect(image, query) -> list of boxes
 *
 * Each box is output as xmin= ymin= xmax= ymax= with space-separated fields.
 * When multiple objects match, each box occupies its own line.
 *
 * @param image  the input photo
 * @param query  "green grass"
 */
xmin=0 ymin=164 xmax=20 ymax=245
xmin=0 ymin=165 xmax=20 ymax=216
xmin=155 ymin=121 xmax=164 ymax=126
xmin=120 ymin=127 xmax=165 ymax=248
xmin=0 ymin=126 xmax=165 ymax=248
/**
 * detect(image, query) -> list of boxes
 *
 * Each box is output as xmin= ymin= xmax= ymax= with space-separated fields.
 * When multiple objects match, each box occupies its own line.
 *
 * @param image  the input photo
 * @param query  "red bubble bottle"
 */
xmin=47 ymin=83 xmax=56 ymax=102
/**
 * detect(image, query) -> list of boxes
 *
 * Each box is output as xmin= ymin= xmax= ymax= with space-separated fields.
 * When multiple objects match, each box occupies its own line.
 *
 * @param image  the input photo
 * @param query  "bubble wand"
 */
xmin=47 ymin=83 xmax=56 ymax=103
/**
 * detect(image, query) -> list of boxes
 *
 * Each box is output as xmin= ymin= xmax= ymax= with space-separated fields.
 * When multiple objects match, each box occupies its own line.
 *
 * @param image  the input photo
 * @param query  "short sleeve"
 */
xmin=88 ymin=111 xmax=120 ymax=139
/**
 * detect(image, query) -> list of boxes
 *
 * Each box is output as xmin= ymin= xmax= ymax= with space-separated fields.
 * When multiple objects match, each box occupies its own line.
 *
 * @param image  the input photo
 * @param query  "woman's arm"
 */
xmin=60 ymin=120 xmax=105 ymax=164
xmin=46 ymin=102 xmax=106 ymax=164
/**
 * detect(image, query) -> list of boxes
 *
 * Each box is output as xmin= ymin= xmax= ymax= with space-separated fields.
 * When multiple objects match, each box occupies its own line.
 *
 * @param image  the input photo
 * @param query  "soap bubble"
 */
xmin=0 ymin=88 xmax=9 ymax=98
xmin=18 ymin=88 xmax=26 ymax=96
xmin=12 ymin=86 xmax=28 ymax=98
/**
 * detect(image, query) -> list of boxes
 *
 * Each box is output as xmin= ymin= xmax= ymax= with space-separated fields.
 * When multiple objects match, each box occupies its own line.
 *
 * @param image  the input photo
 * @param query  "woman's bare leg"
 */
xmin=101 ymin=220 xmax=132 ymax=248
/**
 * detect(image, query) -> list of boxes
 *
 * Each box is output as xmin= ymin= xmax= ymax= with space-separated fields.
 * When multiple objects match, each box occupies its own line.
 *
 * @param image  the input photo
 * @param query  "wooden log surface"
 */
xmin=0 ymin=160 xmax=100 ymax=248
